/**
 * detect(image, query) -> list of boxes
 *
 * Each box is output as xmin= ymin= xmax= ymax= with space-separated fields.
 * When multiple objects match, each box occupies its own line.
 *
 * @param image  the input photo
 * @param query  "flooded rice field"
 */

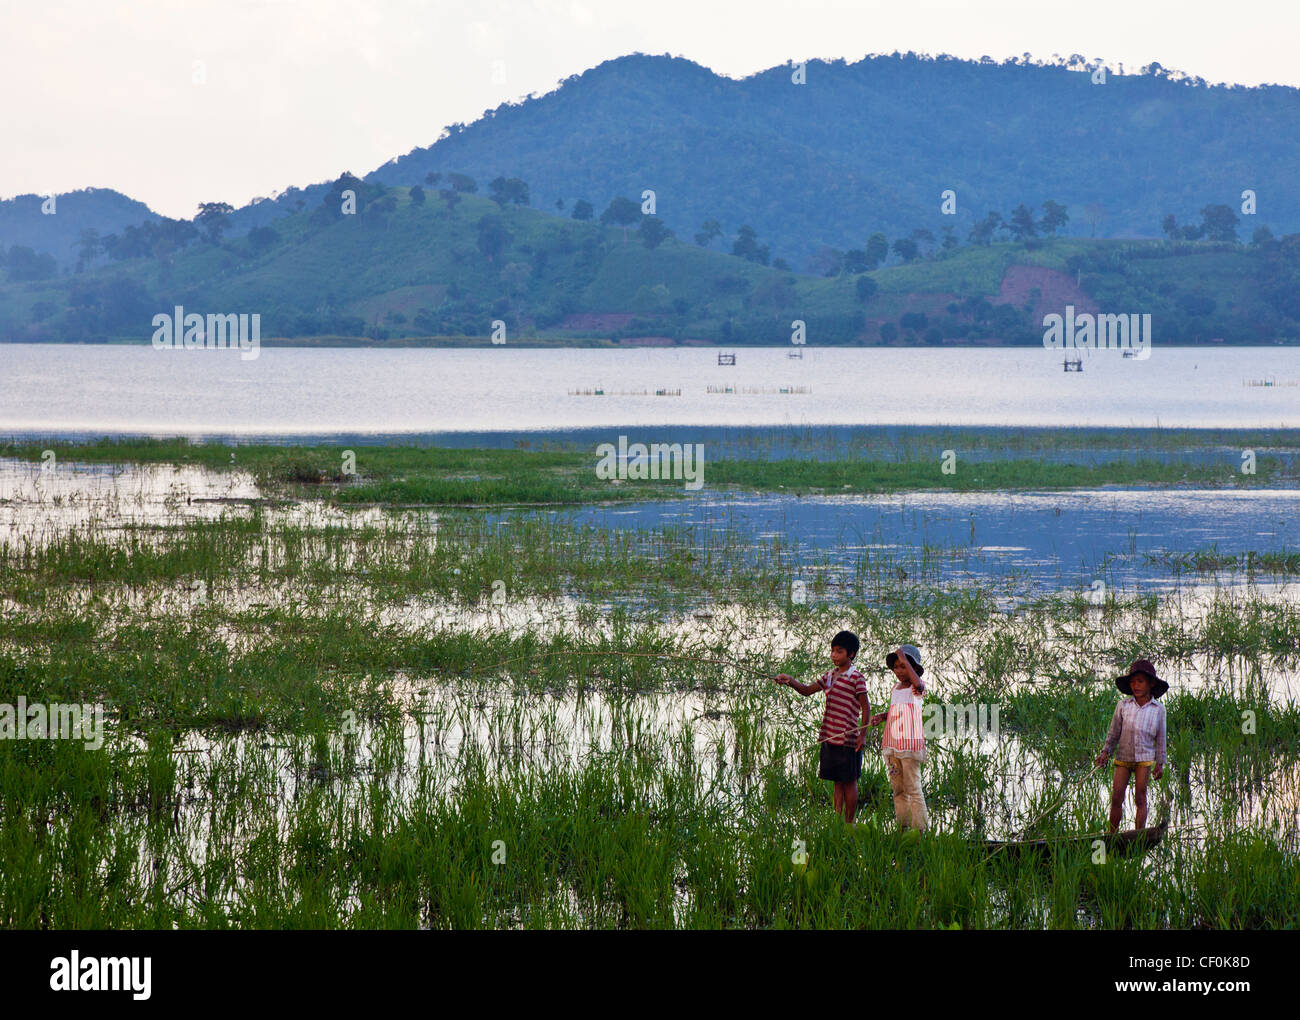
xmin=2 ymin=453 xmax=1299 ymax=928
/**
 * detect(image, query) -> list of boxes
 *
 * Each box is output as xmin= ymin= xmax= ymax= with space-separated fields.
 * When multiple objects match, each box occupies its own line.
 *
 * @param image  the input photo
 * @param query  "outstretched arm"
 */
xmin=774 ymin=674 xmax=820 ymax=697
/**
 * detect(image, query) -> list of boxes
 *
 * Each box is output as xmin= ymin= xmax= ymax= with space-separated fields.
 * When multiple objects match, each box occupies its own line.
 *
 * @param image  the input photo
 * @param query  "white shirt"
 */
xmin=1103 ymin=697 xmax=1167 ymax=764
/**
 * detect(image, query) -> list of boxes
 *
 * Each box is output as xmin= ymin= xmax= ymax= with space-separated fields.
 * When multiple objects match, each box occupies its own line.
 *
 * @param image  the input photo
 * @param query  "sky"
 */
xmin=2 ymin=0 xmax=1296 ymax=219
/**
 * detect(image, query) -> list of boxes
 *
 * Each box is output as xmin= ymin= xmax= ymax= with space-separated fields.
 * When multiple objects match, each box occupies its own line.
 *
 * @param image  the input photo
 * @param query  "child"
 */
xmin=1095 ymin=659 xmax=1168 ymax=832
xmin=774 ymin=630 xmax=871 ymax=823
xmin=868 ymin=644 xmax=929 ymax=832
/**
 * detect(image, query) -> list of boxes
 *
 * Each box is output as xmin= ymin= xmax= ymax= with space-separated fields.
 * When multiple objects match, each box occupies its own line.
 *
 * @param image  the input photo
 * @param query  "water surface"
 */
xmin=3 ymin=343 xmax=1297 ymax=434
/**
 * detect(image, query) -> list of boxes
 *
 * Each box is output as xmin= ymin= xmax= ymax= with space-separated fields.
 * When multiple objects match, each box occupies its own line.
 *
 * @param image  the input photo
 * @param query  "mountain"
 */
xmin=11 ymin=52 xmax=1300 ymax=274
xmin=4 ymin=52 xmax=1299 ymax=346
xmin=0 ymin=188 xmax=160 ymax=270
xmin=362 ymin=52 xmax=1300 ymax=268
xmin=3 ymin=176 xmax=1297 ymax=346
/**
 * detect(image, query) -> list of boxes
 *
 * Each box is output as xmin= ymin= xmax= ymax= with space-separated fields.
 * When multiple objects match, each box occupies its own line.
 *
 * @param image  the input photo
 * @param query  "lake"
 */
xmin=550 ymin=487 xmax=1300 ymax=595
xmin=1 ymin=342 xmax=1297 ymax=437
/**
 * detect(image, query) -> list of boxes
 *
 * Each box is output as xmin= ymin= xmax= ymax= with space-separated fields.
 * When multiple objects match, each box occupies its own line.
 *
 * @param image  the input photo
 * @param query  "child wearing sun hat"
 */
xmin=1094 ymin=659 xmax=1168 ymax=833
xmin=867 ymin=644 xmax=930 ymax=832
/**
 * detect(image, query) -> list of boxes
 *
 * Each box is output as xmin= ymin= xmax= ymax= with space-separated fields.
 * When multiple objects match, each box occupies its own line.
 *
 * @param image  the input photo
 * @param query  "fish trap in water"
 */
xmin=706 ymin=385 xmax=811 ymax=395
xmin=567 ymin=388 xmax=682 ymax=396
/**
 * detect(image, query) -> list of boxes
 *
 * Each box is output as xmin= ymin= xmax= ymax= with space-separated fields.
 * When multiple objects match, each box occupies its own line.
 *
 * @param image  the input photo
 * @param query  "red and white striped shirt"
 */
xmin=882 ymin=683 xmax=925 ymax=753
xmin=814 ymin=666 xmax=868 ymax=746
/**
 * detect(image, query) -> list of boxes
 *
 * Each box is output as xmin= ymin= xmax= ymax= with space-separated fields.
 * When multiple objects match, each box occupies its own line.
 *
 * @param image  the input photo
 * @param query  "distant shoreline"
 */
xmin=1 ymin=337 xmax=1294 ymax=349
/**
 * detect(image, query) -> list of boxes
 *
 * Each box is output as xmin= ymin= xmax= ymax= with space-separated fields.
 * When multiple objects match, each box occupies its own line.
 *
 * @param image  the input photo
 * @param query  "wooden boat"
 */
xmin=983 ymin=816 xmax=1169 ymax=858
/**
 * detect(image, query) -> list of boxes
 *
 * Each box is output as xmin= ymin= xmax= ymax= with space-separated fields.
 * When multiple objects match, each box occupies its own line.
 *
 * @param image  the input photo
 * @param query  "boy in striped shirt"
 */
xmin=774 ymin=630 xmax=871 ymax=823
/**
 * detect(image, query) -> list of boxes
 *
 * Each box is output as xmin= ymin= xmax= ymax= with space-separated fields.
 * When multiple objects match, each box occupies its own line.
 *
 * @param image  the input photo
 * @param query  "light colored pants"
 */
xmin=885 ymin=753 xmax=929 ymax=831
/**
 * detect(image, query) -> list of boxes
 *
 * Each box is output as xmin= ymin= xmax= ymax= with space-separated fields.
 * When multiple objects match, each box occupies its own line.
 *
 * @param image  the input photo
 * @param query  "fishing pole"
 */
xmin=472 ymin=647 xmax=893 ymax=751
xmin=1014 ymin=760 xmax=1102 ymax=839
xmin=470 ymin=648 xmax=781 ymax=681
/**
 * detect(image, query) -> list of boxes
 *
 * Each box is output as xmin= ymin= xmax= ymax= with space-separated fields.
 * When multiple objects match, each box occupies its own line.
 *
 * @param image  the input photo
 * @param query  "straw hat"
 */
xmin=1116 ymin=659 xmax=1168 ymax=699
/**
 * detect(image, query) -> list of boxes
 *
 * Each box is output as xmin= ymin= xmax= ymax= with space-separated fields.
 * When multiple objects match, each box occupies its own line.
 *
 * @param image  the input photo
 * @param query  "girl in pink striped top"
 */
xmin=868 ymin=644 xmax=930 ymax=832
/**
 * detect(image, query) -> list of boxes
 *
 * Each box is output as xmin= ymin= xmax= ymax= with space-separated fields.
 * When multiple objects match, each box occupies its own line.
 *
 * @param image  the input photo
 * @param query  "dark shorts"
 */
xmin=818 ymin=742 xmax=863 ymax=783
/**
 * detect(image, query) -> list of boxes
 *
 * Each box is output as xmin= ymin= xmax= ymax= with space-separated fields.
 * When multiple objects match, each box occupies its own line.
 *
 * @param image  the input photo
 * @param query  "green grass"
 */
xmin=1 ymin=447 xmax=1297 ymax=928
xmin=4 ymin=430 xmax=1297 ymax=506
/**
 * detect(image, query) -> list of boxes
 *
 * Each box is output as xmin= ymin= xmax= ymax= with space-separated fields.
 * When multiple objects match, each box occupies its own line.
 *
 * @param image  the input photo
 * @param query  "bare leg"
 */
xmin=832 ymin=782 xmax=844 ymax=818
xmin=844 ymin=782 xmax=858 ymax=824
xmin=1109 ymin=765 xmax=1131 ymax=833
xmin=1133 ymin=765 xmax=1150 ymax=829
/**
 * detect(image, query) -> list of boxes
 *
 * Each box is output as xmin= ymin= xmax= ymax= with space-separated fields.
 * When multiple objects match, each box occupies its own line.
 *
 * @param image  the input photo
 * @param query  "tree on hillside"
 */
xmin=731 ymin=224 xmax=769 ymax=265
xmin=424 ymin=172 xmax=442 ymax=187
xmin=962 ymin=295 xmax=993 ymax=321
xmin=855 ymin=274 xmax=878 ymax=303
xmin=1161 ymin=212 xmax=1204 ymax=241
xmin=1258 ymin=234 xmax=1300 ymax=321
xmin=940 ymin=225 xmax=958 ymax=250
xmin=409 ymin=184 xmax=426 ymax=205
xmin=968 ymin=211 xmax=1003 ymax=246
xmin=808 ymin=246 xmax=843 ymax=277
xmin=1200 ymin=204 xmax=1239 ymax=242
xmin=880 ymin=321 xmax=899 ymax=342
xmin=248 ymin=225 xmax=280 ymax=251
xmin=638 ymin=215 xmax=673 ymax=249
xmin=842 ymin=249 xmax=869 ymax=274
xmin=447 ymin=173 xmax=478 ymax=193
xmin=477 ymin=215 xmax=511 ymax=262
xmin=752 ymin=274 xmax=796 ymax=310
xmin=555 ymin=198 xmax=565 ymax=211
xmin=1007 ymin=204 xmax=1039 ymax=241
xmin=197 ymin=201 xmax=234 ymax=244
xmin=489 ymin=177 xmax=530 ymax=207
xmin=74 ymin=228 xmax=101 ymax=272
xmin=1084 ymin=202 xmax=1105 ymax=238
xmin=5 ymin=245 xmax=57 ymax=282
xmin=909 ymin=228 xmax=936 ymax=255
xmin=364 ymin=193 xmax=397 ymax=229
xmin=891 ymin=237 xmax=919 ymax=263
xmin=65 ymin=275 xmax=154 ymax=339
xmin=501 ymin=261 xmax=531 ymax=299
xmin=695 ymin=219 xmax=723 ymax=248
xmin=571 ymin=199 xmax=594 ymax=221
xmin=314 ymin=173 xmax=383 ymax=224
xmin=442 ymin=190 xmax=462 ymax=211
xmin=149 ymin=218 xmax=199 ymax=262
xmin=1039 ymin=200 xmax=1069 ymax=236
xmin=865 ymin=232 xmax=890 ymax=269
xmin=600 ymin=197 xmax=642 ymax=240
